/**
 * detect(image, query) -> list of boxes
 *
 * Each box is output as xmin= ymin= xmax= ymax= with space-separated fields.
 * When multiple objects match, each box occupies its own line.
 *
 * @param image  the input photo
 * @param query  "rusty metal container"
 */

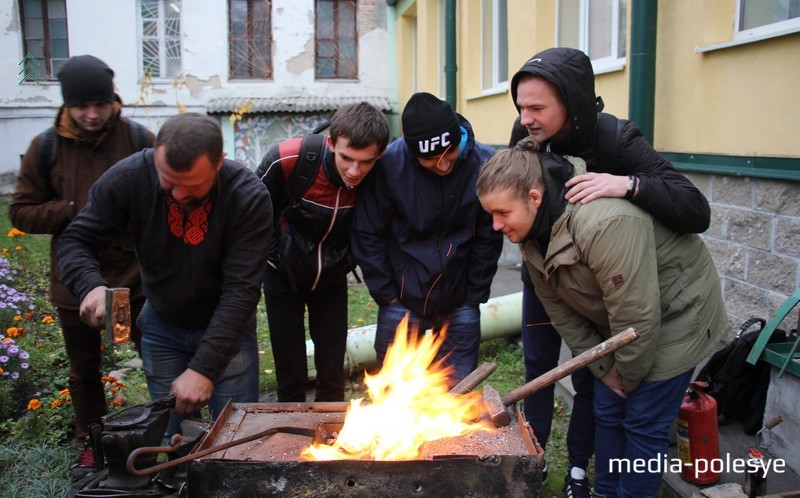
xmin=187 ymin=402 xmax=544 ymax=497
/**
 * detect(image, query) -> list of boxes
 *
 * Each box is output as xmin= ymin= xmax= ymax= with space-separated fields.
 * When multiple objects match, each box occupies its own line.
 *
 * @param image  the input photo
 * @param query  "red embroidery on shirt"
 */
xmin=166 ymin=196 xmax=213 ymax=245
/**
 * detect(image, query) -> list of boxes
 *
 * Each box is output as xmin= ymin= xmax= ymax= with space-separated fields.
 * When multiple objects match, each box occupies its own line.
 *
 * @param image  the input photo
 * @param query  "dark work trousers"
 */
xmin=57 ymin=297 xmax=144 ymax=441
xmin=521 ymin=281 xmax=594 ymax=470
xmin=263 ymin=265 xmax=348 ymax=402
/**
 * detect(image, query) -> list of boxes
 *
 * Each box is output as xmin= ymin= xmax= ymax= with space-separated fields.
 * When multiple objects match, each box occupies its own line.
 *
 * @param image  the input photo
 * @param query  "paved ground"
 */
xmin=490 ymin=263 xmax=524 ymax=298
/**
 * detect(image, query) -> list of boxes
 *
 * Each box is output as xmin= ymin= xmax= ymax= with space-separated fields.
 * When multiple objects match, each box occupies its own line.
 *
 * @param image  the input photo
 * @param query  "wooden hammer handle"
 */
xmin=449 ymin=362 xmax=497 ymax=394
xmin=500 ymin=327 xmax=640 ymax=406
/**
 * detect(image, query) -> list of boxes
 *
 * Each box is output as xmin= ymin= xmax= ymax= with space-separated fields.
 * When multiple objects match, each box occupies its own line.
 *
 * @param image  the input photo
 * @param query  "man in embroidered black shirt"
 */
xmin=58 ymin=113 xmax=273 ymax=436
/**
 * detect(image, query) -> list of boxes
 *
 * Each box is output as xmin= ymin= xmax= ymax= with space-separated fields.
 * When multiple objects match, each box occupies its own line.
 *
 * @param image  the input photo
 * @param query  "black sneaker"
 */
xmin=563 ymin=473 xmax=591 ymax=498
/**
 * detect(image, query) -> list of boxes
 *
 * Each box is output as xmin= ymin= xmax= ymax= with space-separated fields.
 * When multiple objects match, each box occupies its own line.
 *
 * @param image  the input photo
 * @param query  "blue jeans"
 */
xmin=593 ymin=369 xmax=694 ymax=498
xmin=375 ymin=301 xmax=480 ymax=384
xmin=521 ymin=283 xmax=594 ymax=470
xmin=139 ymin=300 xmax=260 ymax=436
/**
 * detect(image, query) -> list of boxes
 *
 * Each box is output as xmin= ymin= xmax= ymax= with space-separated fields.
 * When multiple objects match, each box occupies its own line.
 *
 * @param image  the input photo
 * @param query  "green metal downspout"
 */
xmin=445 ymin=0 xmax=457 ymax=108
xmin=628 ymin=0 xmax=657 ymax=144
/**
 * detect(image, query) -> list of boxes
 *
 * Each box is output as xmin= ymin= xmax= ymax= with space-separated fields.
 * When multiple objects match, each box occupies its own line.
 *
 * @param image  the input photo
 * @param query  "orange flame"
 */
xmin=302 ymin=315 xmax=493 ymax=461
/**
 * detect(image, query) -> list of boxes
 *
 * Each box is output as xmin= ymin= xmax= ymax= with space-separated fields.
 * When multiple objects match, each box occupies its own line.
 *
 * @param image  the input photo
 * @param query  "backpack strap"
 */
xmin=285 ymin=133 xmax=327 ymax=205
xmin=36 ymin=127 xmax=58 ymax=198
xmin=127 ymin=119 xmax=153 ymax=152
xmin=594 ymin=111 xmax=622 ymax=171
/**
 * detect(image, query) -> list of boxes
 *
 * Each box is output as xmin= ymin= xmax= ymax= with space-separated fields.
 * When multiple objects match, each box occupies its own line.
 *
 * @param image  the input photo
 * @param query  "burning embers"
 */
xmin=302 ymin=315 xmax=495 ymax=461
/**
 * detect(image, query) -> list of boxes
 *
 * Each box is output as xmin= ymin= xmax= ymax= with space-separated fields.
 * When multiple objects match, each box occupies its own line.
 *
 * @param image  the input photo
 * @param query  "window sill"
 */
xmin=592 ymin=58 xmax=626 ymax=75
xmin=464 ymin=83 xmax=509 ymax=102
xmin=695 ymin=24 xmax=800 ymax=53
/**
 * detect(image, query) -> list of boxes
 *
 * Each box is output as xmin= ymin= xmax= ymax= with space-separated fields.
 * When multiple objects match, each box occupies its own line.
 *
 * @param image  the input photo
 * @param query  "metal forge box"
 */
xmin=187 ymin=402 xmax=545 ymax=497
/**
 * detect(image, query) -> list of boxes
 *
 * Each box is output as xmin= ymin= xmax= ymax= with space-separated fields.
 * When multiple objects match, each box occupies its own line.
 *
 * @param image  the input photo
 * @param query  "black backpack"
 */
xmin=36 ymin=120 xmax=152 ymax=197
xmin=283 ymin=121 xmax=331 ymax=206
xmin=694 ymin=318 xmax=787 ymax=434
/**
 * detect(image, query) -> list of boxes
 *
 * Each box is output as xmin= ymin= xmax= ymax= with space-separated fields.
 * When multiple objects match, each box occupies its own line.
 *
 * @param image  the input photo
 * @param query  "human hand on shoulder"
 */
xmin=79 ymin=285 xmax=108 ymax=330
xmin=565 ymin=172 xmax=631 ymax=204
xmin=171 ymin=369 xmax=214 ymax=414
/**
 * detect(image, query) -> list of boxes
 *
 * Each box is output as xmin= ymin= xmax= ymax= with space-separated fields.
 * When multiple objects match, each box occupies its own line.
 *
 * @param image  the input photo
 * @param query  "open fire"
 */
xmin=301 ymin=315 xmax=494 ymax=461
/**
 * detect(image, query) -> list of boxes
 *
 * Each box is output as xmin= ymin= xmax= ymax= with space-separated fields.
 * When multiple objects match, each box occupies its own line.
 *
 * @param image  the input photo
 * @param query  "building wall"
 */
xmin=391 ymin=0 xmax=800 ymax=333
xmin=1 ymin=0 xmax=390 ymax=172
xmin=656 ymin=2 xmax=800 ymax=157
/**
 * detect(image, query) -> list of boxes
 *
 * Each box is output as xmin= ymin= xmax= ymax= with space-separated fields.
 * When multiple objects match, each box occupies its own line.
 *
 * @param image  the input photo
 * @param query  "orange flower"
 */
xmin=41 ymin=316 xmax=54 ymax=324
xmin=51 ymin=399 xmax=64 ymax=409
xmin=27 ymin=399 xmax=41 ymax=411
xmin=111 ymin=400 xmax=123 ymax=407
xmin=59 ymin=388 xmax=70 ymax=398
xmin=13 ymin=315 xmax=21 ymax=321
xmin=0 ymin=367 xmax=4 ymax=375
xmin=14 ymin=246 xmax=22 ymax=251
xmin=24 ymin=312 xmax=33 ymax=320
xmin=6 ymin=327 xmax=19 ymax=338
xmin=7 ymin=228 xmax=25 ymax=238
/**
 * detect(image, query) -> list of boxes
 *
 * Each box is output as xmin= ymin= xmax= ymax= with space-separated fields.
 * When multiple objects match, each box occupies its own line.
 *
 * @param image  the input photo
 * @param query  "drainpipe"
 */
xmin=628 ymin=0 xmax=657 ymax=144
xmin=304 ymin=292 xmax=523 ymax=379
xmin=444 ymin=0 xmax=457 ymax=109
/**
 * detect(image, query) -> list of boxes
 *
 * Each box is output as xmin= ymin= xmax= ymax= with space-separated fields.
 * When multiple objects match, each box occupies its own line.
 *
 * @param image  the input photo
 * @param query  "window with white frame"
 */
xmin=736 ymin=0 xmax=800 ymax=39
xmin=557 ymin=0 xmax=627 ymax=74
xmin=139 ymin=0 xmax=182 ymax=79
xmin=481 ymin=0 xmax=508 ymax=91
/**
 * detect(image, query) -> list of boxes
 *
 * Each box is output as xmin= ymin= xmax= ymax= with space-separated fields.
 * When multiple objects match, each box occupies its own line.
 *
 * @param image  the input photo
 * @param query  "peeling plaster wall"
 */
xmin=0 ymin=0 xmax=390 ymax=173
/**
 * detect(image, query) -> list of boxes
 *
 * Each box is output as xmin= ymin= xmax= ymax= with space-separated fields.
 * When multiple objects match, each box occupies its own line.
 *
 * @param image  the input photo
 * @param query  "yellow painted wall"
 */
xmin=656 ymin=1 xmax=800 ymax=157
xmin=391 ymin=0 xmax=799 ymax=156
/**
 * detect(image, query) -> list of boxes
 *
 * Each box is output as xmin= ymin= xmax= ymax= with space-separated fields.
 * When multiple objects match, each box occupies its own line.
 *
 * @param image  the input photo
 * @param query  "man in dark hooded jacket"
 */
xmin=352 ymin=92 xmax=502 ymax=386
xmin=508 ymin=47 xmax=710 ymax=497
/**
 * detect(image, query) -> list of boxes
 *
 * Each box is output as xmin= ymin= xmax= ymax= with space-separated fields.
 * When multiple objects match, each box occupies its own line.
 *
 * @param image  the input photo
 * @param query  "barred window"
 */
xmin=315 ymin=0 xmax=358 ymax=79
xmin=229 ymin=0 xmax=272 ymax=79
xmin=140 ymin=0 xmax=182 ymax=78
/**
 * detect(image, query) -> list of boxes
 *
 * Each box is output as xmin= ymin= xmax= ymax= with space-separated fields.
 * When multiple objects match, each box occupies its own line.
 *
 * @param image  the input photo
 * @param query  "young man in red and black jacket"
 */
xmin=256 ymin=103 xmax=389 ymax=403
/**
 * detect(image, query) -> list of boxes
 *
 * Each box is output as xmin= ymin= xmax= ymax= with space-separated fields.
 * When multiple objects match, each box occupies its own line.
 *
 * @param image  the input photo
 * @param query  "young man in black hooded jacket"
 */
xmin=508 ymin=47 xmax=710 ymax=498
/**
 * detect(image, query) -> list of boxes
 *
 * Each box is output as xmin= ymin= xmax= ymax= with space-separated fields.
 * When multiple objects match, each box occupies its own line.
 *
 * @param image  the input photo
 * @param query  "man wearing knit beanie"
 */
xmin=10 ymin=54 xmax=152 ymax=478
xmin=352 ymin=92 xmax=503 ymax=386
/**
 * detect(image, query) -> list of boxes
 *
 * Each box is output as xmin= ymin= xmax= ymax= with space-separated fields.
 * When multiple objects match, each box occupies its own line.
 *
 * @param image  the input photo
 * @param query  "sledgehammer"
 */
xmin=482 ymin=327 xmax=640 ymax=427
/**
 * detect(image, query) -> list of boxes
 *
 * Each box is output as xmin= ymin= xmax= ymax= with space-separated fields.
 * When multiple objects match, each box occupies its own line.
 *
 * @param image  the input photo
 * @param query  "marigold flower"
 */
xmin=13 ymin=315 xmax=21 ymax=321
xmin=59 ymin=388 xmax=70 ymax=397
xmin=7 ymin=228 xmax=25 ymax=238
xmin=41 ymin=316 xmax=54 ymax=324
xmin=51 ymin=399 xmax=63 ymax=408
xmin=27 ymin=399 xmax=41 ymax=410
xmin=14 ymin=246 xmax=22 ymax=251
xmin=103 ymin=375 xmax=118 ymax=383
xmin=111 ymin=400 xmax=123 ymax=407
xmin=24 ymin=312 xmax=33 ymax=320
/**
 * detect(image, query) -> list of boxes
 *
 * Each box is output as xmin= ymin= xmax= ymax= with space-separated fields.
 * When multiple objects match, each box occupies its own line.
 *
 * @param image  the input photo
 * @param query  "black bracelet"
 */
xmin=624 ymin=175 xmax=636 ymax=200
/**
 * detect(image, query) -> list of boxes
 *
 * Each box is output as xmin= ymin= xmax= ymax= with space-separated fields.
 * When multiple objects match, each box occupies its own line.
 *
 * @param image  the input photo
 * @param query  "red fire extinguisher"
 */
xmin=676 ymin=382 xmax=721 ymax=485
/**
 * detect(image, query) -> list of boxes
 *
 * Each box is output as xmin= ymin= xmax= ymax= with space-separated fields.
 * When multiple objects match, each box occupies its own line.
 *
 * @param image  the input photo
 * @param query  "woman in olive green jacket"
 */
xmin=477 ymin=137 xmax=726 ymax=498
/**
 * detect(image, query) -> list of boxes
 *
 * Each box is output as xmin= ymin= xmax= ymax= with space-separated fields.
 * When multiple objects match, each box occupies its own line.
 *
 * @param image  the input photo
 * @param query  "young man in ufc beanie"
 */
xmin=10 ymin=54 xmax=152 ymax=477
xmin=351 ymin=92 xmax=502 ymax=386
